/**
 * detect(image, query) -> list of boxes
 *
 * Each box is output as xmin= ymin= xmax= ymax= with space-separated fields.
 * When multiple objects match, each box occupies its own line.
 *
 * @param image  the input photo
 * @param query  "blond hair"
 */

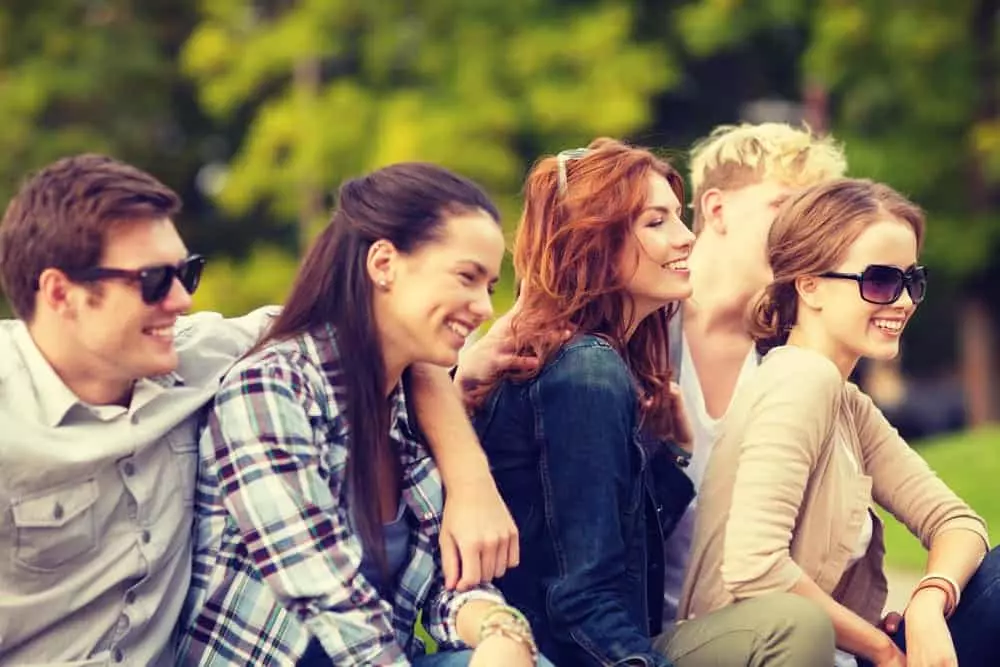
xmin=746 ymin=178 xmax=925 ymax=355
xmin=690 ymin=122 xmax=847 ymax=232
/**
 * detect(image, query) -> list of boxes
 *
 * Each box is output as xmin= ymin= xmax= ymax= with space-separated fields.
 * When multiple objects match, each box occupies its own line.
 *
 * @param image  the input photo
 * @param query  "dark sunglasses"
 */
xmin=819 ymin=264 xmax=927 ymax=305
xmin=61 ymin=255 xmax=207 ymax=305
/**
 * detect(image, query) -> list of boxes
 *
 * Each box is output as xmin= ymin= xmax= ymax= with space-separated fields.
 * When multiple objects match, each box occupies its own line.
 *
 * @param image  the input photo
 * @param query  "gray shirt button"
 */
xmin=117 ymin=614 xmax=130 ymax=633
xmin=53 ymin=503 xmax=64 ymax=520
xmin=113 ymin=648 xmax=124 ymax=662
xmin=141 ymin=530 xmax=151 ymax=544
xmin=122 ymin=461 xmax=135 ymax=477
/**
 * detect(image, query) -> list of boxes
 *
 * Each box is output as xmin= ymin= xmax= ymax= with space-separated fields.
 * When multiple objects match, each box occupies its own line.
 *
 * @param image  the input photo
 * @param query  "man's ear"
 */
xmin=35 ymin=268 xmax=79 ymax=318
xmin=701 ymin=188 xmax=727 ymax=235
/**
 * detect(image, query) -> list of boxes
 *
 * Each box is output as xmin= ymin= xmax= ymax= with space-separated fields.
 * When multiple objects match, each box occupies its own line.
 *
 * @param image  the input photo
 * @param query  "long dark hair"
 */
xmin=256 ymin=162 xmax=500 ymax=570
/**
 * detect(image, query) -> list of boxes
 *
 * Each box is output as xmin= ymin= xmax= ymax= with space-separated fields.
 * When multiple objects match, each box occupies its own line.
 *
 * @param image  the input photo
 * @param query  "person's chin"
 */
xmin=667 ymin=282 xmax=694 ymax=302
xmin=143 ymin=349 xmax=180 ymax=378
xmin=418 ymin=343 xmax=459 ymax=369
xmin=863 ymin=340 xmax=901 ymax=361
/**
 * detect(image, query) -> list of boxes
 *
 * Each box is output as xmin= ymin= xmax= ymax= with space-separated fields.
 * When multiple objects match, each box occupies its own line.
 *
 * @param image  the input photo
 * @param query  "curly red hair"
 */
xmin=482 ymin=137 xmax=685 ymax=440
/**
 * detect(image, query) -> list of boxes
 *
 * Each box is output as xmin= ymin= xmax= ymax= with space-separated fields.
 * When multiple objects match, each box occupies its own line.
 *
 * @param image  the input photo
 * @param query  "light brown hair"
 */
xmin=747 ymin=178 xmax=925 ymax=354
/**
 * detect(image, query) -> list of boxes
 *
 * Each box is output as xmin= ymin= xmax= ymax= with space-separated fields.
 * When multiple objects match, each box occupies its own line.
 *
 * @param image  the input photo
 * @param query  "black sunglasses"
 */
xmin=819 ymin=264 xmax=927 ymax=305
xmin=61 ymin=255 xmax=207 ymax=305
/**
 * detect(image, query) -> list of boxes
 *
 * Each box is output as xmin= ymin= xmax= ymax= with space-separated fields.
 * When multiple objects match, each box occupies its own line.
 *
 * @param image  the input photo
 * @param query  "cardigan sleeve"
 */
xmin=721 ymin=348 xmax=844 ymax=598
xmin=850 ymin=385 xmax=989 ymax=551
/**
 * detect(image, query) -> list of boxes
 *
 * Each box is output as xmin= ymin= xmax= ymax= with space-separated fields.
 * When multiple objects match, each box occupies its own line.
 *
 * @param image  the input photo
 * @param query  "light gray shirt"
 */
xmin=0 ymin=308 xmax=274 ymax=666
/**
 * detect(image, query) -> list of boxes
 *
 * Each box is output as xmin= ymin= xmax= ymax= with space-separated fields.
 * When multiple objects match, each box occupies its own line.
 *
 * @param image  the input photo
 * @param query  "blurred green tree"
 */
xmin=674 ymin=0 xmax=1000 ymax=423
xmin=182 ymin=0 xmax=682 ymax=315
xmin=0 ymin=0 xmax=252 ymax=313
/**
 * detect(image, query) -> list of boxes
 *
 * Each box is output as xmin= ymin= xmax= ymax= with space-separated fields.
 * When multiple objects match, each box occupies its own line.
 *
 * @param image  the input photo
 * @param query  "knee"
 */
xmin=977 ymin=544 xmax=1000 ymax=576
xmin=756 ymin=593 xmax=835 ymax=659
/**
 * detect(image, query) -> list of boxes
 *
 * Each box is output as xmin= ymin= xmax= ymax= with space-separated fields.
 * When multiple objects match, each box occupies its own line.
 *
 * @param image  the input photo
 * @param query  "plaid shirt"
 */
xmin=178 ymin=325 xmax=503 ymax=666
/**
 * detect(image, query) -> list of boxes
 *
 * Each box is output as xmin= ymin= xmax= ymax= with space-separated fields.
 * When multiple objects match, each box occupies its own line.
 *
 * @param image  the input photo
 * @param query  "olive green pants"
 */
xmin=654 ymin=594 xmax=834 ymax=666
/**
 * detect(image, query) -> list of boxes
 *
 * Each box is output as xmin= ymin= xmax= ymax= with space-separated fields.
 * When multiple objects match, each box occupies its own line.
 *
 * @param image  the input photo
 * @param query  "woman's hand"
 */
xmin=902 ymin=589 xmax=958 ymax=667
xmin=441 ymin=478 xmax=519 ymax=590
xmin=871 ymin=635 xmax=907 ymax=667
xmin=667 ymin=381 xmax=693 ymax=453
xmin=468 ymin=634 xmax=535 ymax=667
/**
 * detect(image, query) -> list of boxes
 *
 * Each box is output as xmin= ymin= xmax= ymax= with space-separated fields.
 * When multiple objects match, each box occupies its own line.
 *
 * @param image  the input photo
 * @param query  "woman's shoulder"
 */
xmin=221 ymin=328 xmax=333 ymax=396
xmin=537 ymin=333 xmax=633 ymax=389
xmin=755 ymin=346 xmax=844 ymax=393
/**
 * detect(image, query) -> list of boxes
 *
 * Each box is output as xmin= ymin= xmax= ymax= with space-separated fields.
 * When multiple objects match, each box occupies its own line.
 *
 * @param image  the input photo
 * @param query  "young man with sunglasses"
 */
xmin=0 ymin=154 xmax=518 ymax=665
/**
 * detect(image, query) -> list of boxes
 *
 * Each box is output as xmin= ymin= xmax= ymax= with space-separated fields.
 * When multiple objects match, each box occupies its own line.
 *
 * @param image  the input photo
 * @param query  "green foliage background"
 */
xmin=2 ymin=0 xmax=999 ymax=374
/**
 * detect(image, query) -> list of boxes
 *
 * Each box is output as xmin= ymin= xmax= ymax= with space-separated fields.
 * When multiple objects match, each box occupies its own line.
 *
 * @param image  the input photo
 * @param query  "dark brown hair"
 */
xmin=476 ymin=137 xmax=685 ymax=440
xmin=747 ymin=178 xmax=926 ymax=354
xmin=0 ymin=153 xmax=181 ymax=320
xmin=255 ymin=162 xmax=500 ymax=572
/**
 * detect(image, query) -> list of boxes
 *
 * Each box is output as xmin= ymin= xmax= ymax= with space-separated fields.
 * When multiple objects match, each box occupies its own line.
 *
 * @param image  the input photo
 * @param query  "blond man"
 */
xmin=661 ymin=123 xmax=848 ymax=619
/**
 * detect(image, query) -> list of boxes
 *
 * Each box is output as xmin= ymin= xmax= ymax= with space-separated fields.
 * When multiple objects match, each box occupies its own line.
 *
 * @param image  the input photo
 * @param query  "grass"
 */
xmin=878 ymin=427 xmax=1000 ymax=572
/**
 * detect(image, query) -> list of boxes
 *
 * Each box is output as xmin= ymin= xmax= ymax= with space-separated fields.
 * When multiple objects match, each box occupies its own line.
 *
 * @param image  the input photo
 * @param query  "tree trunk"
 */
xmin=960 ymin=299 xmax=996 ymax=425
xmin=962 ymin=0 xmax=1000 ymax=425
xmin=294 ymin=56 xmax=324 ymax=253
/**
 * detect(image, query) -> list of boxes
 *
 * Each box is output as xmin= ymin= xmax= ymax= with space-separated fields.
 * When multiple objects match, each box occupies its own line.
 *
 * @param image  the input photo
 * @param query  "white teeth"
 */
xmin=873 ymin=319 xmax=903 ymax=333
xmin=146 ymin=327 xmax=172 ymax=337
xmin=665 ymin=259 xmax=689 ymax=271
xmin=446 ymin=321 xmax=471 ymax=338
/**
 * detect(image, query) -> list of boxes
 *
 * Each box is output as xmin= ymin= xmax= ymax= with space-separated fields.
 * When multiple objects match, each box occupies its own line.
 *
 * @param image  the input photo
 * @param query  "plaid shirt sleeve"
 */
xmin=207 ymin=355 xmax=410 ymax=665
xmin=422 ymin=573 xmax=505 ymax=649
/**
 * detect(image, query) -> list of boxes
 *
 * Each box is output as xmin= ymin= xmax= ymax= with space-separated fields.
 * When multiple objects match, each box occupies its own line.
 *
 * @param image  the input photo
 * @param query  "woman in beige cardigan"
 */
xmin=679 ymin=178 xmax=998 ymax=667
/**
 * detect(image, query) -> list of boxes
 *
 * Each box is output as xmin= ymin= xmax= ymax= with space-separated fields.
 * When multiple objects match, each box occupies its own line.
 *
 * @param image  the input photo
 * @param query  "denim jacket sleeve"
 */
xmin=533 ymin=341 xmax=672 ymax=667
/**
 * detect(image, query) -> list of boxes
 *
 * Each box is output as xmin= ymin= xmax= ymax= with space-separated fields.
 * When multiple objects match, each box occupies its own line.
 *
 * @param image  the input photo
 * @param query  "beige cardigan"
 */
xmin=678 ymin=346 xmax=989 ymax=624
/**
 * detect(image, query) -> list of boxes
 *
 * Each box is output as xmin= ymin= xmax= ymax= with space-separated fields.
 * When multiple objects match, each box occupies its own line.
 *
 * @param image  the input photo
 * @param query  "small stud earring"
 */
xmin=377 ymin=279 xmax=389 ymax=290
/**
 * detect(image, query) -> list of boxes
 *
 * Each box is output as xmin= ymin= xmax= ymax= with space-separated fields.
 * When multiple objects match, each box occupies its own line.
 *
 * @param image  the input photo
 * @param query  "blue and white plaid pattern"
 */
xmin=178 ymin=325 xmax=502 ymax=666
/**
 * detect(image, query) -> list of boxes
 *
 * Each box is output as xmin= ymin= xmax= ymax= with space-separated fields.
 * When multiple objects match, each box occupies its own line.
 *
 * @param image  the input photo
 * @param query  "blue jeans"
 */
xmin=859 ymin=544 xmax=1000 ymax=666
xmin=413 ymin=649 xmax=554 ymax=667
xmin=299 ymin=643 xmax=554 ymax=666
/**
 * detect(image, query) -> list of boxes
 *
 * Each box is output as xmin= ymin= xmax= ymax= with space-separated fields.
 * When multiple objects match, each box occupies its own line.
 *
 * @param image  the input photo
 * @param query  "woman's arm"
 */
xmin=720 ymin=352 xmax=842 ymax=598
xmin=408 ymin=363 xmax=519 ymax=590
xmin=852 ymin=386 xmax=988 ymax=562
xmin=533 ymin=344 xmax=671 ymax=667
xmin=852 ymin=386 xmax=988 ymax=665
xmin=788 ymin=574 xmax=903 ymax=664
xmin=718 ymin=351 xmax=905 ymax=661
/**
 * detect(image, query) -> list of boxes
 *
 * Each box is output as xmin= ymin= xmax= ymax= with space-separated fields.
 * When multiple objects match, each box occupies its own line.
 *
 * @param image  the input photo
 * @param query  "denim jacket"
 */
xmin=475 ymin=335 xmax=695 ymax=667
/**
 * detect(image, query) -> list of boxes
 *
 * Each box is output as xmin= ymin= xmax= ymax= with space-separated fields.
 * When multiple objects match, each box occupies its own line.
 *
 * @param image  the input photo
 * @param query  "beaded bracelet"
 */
xmin=479 ymin=605 xmax=538 ymax=660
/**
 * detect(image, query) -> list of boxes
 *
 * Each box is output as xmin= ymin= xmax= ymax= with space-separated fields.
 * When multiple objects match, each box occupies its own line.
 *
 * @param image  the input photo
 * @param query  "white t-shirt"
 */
xmin=661 ymin=334 xmax=758 ymax=622
xmin=834 ymin=441 xmax=875 ymax=667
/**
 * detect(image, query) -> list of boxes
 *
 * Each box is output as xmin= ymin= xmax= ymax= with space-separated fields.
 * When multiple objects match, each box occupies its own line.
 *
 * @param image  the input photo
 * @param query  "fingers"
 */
xmin=498 ymin=353 xmax=540 ymax=373
xmin=455 ymin=540 xmax=483 ymax=592
xmin=440 ymin=531 xmax=460 ymax=590
xmin=668 ymin=382 xmax=694 ymax=449
xmin=479 ymin=536 xmax=499 ymax=582
xmin=493 ymin=518 xmax=520 ymax=579
xmin=881 ymin=610 xmax=903 ymax=634
xmin=506 ymin=524 xmax=521 ymax=571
